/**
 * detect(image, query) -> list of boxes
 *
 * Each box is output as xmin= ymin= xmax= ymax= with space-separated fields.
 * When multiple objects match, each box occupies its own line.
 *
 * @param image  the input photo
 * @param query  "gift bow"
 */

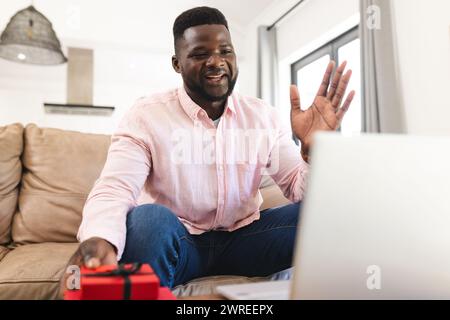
xmin=84 ymin=263 xmax=152 ymax=300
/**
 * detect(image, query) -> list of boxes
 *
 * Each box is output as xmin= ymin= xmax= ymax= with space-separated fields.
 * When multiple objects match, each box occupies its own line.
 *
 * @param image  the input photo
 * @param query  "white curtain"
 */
xmin=360 ymin=0 xmax=406 ymax=133
xmin=257 ymin=26 xmax=279 ymax=107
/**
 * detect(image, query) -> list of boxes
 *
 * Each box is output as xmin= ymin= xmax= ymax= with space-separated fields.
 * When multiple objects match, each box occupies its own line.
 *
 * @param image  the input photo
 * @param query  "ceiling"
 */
xmin=205 ymin=0 xmax=277 ymax=28
xmin=0 ymin=0 xmax=283 ymax=52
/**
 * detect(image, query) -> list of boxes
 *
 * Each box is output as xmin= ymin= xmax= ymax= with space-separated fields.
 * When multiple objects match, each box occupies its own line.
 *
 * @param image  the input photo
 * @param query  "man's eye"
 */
xmin=221 ymin=50 xmax=233 ymax=55
xmin=192 ymin=53 xmax=208 ymax=58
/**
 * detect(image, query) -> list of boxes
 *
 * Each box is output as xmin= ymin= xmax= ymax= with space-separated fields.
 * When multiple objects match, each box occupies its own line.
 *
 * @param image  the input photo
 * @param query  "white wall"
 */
xmin=276 ymin=0 xmax=360 ymax=62
xmin=0 ymin=0 xmax=248 ymax=134
xmin=391 ymin=0 xmax=450 ymax=135
xmin=0 ymin=48 xmax=182 ymax=134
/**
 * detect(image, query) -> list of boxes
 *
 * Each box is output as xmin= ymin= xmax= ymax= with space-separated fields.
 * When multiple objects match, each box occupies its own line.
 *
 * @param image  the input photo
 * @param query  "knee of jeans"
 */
xmin=126 ymin=204 xmax=181 ymax=243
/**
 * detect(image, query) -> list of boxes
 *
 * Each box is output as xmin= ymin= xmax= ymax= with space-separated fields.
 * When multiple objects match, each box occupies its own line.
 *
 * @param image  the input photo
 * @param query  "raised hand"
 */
xmin=290 ymin=60 xmax=355 ymax=162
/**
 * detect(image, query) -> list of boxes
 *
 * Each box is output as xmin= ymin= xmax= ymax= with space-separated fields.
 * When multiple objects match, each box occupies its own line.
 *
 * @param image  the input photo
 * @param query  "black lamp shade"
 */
xmin=0 ymin=5 xmax=67 ymax=65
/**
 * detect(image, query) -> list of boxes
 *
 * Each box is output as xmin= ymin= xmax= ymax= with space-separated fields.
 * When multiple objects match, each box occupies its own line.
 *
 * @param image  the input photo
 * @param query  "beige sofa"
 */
xmin=0 ymin=123 xmax=291 ymax=299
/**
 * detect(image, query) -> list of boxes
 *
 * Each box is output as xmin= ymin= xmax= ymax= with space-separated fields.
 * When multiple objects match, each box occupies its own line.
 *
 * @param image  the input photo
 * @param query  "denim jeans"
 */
xmin=120 ymin=202 xmax=301 ymax=288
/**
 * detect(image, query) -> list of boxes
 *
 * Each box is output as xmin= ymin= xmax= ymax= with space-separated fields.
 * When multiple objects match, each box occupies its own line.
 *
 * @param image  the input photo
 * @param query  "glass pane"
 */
xmin=296 ymin=54 xmax=330 ymax=111
xmin=338 ymin=39 xmax=361 ymax=135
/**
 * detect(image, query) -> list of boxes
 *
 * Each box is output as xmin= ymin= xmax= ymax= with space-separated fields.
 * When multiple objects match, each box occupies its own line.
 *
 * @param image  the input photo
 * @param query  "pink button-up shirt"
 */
xmin=77 ymin=87 xmax=309 ymax=260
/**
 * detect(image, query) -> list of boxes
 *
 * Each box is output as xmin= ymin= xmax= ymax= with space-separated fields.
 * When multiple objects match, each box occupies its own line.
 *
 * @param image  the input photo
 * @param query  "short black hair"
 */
xmin=173 ymin=6 xmax=229 ymax=49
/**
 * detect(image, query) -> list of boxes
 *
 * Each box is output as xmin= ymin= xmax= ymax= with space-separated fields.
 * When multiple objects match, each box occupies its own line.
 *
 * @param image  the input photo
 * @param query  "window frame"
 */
xmin=291 ymin=26 xmax=359 ymax=85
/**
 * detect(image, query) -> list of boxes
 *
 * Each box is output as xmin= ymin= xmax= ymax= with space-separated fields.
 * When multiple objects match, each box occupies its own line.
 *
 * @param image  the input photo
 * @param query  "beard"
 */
xmin=184 ymin=71 xmax=238 ymax=102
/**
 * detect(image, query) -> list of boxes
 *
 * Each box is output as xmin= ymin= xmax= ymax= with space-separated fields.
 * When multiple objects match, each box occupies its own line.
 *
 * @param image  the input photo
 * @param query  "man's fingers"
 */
xmin=85 ymin=257 xmax=101 ymax=268
xmin=326 ymin=61 xmax=347 ymax=101
xmin=78 ymin=238 xmax=117 ymax=269
xmin=80 ymin=240 xmax=102 ymax=268
xmin=336 ymin=90 xmax=355 ymax=121
xmin=331 ymin=69 xmax=352 ymax=109
xmin=103 ymin=250 xmax=119 ymax=267
xmin=316 ymin=60 xmax=335 ymax=97
xmin=60 ymin=249 xmax=83 ymax=296
xmin=290 ymin=85 xmax=302 ymax=111
xmin=68 ymin=248 xmax=84 ymax=267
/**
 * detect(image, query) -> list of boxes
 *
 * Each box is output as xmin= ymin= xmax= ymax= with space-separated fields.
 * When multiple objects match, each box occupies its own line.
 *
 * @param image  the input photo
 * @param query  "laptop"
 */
xmin=217 ymin=132 xmax=450 ymax=299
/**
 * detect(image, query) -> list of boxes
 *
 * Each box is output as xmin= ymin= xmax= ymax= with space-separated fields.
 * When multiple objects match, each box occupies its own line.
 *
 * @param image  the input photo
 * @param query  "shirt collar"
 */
xmin=226 ymin=94 xmax=237 ymax=115
xmin=178 ymin=86 xmax=237 ymax=122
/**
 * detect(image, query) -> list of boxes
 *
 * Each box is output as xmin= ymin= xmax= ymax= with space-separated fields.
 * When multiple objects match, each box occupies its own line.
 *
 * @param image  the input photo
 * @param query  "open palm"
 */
xmin=290 ymin=61 xmax=355 ymax=162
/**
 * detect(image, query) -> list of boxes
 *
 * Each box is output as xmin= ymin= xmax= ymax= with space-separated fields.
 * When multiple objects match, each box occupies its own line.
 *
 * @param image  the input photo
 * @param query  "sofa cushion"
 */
xmin=0 ymin=246 xmax=9 ymax=261
xmin=0 ymin=242 xmax=78 ymax=299
xmin=172 ymin=268 xmax=293 ymax=298
xmin=172 ymin=275 xmax=268 ymax=298
xmin=12 ymin=124 xmax=111 ymax=244
xmin=0 ymin=123 xmax=23 ymax=245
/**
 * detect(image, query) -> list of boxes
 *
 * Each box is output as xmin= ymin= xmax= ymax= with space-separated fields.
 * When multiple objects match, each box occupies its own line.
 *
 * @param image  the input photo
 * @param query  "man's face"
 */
xmin=172 ymin=24 xmax=238 ymax=102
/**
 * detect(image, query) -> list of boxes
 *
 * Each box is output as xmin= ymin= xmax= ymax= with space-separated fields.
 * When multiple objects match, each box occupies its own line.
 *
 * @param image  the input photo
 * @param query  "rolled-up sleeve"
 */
xmin=268 ymin=113 xmax=309 ymax=203
xmin=77 ymin=103 xmax=151 ymax=260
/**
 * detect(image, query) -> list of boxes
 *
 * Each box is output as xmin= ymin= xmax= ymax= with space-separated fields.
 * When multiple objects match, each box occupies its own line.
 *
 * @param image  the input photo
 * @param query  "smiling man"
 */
xmin=62 ymin=7 xmax=354 ymax=292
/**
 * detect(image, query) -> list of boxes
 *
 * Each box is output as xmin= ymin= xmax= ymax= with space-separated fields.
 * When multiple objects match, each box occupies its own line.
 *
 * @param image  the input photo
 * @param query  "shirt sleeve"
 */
xmin=77 ymin=102 xmax=152 ymax=260
xmin=267 ymin=111 xmax=309 ymax=203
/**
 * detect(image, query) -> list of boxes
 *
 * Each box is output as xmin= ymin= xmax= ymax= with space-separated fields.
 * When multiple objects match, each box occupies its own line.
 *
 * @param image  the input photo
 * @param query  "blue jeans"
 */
xmin=120 ymin=202 xmax=301 ymax=288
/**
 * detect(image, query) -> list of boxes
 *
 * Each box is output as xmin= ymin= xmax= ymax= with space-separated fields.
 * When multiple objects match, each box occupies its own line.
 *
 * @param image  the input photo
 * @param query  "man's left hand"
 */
xmin=290 ymin=60 xmax=355 ymax=162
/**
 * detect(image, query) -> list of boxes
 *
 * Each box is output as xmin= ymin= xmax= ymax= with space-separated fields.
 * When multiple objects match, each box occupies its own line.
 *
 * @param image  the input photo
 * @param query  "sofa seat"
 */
xmin=0 ymin=243 xmax=78 ymax=299
xmin=172 ymin=268 xmax=293 ymax=298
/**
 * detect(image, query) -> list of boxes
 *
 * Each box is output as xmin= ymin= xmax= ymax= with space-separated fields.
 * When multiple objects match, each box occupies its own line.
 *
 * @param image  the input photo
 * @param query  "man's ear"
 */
xmin=172 ymin=55 xmax=181 ymax=74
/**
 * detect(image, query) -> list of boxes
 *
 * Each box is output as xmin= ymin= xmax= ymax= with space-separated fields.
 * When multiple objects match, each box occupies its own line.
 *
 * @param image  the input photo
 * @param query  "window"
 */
xmin=291 ymin=27 xmax=361 ymax=135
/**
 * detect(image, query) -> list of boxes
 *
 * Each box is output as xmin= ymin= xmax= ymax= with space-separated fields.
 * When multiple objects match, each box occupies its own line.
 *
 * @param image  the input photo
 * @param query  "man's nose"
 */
xmin=206 ymin=53 xmax=225 ymax=68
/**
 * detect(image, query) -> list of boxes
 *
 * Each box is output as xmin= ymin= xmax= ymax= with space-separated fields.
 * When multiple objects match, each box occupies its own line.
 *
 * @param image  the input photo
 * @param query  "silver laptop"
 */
xmin=217 ymin=133 xmax=450 ymax=300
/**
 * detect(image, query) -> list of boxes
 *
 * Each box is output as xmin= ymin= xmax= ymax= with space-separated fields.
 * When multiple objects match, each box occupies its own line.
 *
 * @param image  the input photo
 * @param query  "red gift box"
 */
xmin=65 ymin=287 xmax=177 ymax=300
xmin=64 ymin=263 xmax=170 ymax=300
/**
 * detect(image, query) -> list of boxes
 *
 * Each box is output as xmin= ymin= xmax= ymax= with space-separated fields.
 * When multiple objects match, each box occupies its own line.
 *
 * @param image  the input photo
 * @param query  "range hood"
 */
xmin=44 ymin=47 xmax=114 ymax=116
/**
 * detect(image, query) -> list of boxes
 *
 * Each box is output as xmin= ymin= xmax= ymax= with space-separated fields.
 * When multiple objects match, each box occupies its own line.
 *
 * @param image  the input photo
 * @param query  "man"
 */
xmin=61 ymin=6 xmax=354 ymax=292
